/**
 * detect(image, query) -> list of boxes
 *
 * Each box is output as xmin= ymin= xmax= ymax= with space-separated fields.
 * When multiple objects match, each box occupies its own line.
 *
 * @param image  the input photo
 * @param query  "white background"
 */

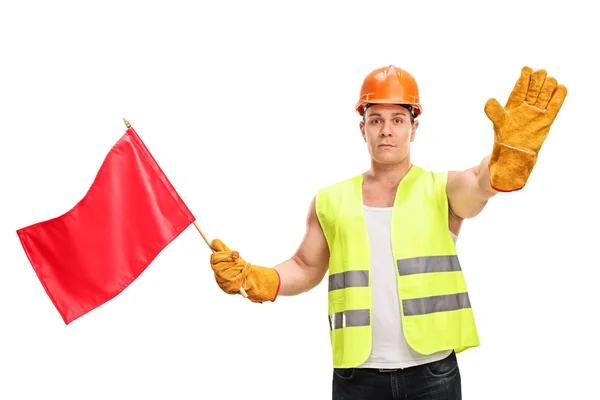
xmin=1 ymin=0 xmax=598 ymax=399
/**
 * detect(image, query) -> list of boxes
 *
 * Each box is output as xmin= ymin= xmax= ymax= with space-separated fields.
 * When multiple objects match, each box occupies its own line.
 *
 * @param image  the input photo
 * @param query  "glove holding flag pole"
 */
xmin=194 ymin=229 xmax=250 ymax=299
xmin=209 ymin=239 xmax=281 ymax=303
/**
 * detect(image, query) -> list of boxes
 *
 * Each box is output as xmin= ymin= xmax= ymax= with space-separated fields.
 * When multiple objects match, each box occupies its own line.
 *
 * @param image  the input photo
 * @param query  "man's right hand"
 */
xmin=484 ymin=66 xmax=567 ymax=192
xmin=209 ymin=239 xmax=280 ymax=303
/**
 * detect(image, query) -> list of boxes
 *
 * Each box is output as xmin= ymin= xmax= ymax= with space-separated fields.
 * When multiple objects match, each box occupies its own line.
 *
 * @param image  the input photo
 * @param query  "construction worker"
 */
xmin=209 ymin=65 xmax=567 ymax=399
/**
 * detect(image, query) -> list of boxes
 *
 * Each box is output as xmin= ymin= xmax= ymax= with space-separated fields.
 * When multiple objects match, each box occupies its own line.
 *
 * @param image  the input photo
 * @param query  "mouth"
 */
xmin=378 ymin=144 xmax=394 ymax=148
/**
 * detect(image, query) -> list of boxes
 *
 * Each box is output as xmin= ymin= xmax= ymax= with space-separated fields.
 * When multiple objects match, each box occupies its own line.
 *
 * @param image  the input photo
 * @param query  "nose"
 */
xmin=379 ymin=121 xmax=392 ymax=137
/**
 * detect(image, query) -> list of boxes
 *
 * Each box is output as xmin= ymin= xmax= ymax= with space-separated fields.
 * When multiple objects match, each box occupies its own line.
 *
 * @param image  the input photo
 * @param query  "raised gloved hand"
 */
xmin=484 ymin=66 xmax=567 ymax=192
xmin=209 ymin=239 xmax=280 ymax=303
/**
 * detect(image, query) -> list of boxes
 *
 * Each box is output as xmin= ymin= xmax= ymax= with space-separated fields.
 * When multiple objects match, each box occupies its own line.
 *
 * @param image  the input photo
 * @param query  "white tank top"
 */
xmin=359 ymin=205 xmax=454 ymax=369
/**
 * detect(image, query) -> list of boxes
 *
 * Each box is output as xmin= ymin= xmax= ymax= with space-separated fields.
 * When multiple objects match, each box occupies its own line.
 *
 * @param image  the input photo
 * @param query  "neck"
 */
xmin=365 ymin=157 xmax=413 ymax=187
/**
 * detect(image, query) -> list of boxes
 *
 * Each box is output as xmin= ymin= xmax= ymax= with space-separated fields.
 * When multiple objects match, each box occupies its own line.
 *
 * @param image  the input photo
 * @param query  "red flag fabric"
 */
xmin=16 ymin=126 xmax=195 ymax=325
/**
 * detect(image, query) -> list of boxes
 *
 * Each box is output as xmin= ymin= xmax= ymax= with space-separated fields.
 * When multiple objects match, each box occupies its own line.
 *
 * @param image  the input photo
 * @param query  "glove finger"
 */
xmin=215 ymin=271 xmax=241 ymax=285
xmin=525 ymin=69 xmax=547 ymax=106
xmin=534 ymin=76 xmax=557 ymax=109
xmin=210 ymin=238 xmax=231 ymax=252
xmin=545 ymin=84 xmax=568 ymax=123
xmin=213 ymin=262 xmax=244 ymax=282
xmin=211 ymin=251 xmax=239 ymax=266
xmin=505 ymin=66 xmax=532 ymax=110
xmin=214 ymin=273 xmax=242 ymax=294
xmin=484 ymin=98 xmax=507 ymax=129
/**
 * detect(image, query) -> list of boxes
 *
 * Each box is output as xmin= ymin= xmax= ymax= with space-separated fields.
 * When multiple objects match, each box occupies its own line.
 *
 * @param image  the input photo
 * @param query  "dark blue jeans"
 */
xmin=332 ymin=351 xmax=461 ymax=400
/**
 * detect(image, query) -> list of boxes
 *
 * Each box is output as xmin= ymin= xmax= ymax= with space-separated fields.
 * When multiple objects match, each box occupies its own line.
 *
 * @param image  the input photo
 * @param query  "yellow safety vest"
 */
xmin=315 ymin=165 xmax=480 ymax=368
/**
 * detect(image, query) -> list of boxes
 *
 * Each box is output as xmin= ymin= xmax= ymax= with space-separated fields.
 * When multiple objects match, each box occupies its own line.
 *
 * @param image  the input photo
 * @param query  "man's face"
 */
xmin=360 ymin=104 xmax=418 ymax=165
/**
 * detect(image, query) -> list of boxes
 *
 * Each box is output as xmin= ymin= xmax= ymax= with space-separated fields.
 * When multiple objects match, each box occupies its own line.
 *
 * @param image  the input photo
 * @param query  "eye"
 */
xmin=370 ymin=119 xmax=381 ymax=124
xmin=394 ymin=118 xmax=403 ymax=124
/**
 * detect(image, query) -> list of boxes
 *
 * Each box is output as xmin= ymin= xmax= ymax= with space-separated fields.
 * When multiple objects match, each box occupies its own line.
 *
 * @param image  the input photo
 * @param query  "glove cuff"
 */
xmin=244 ymin=265 xmax=281 ymax=303
xmin=489 ymin=141 xmax=538 ymax=192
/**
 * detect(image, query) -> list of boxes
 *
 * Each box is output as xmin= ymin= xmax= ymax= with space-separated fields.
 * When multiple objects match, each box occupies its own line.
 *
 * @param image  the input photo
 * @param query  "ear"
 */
xmin=410 ymin=119 xmax=419 ymax=142
xmin=359 ymin=120 xmax=366 ymax=142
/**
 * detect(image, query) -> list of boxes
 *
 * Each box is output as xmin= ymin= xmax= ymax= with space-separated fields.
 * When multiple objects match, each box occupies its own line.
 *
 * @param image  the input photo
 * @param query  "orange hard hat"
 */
xmin=355 ymin=65 xmax=422 ymax=117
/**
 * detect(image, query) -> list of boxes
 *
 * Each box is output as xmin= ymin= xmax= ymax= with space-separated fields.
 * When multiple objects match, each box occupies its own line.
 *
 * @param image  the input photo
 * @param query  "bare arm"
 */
xmin=274 ymin=196 xmax=330 ymax=296
xmin=446 ymin=155 xmax=499 ymax=219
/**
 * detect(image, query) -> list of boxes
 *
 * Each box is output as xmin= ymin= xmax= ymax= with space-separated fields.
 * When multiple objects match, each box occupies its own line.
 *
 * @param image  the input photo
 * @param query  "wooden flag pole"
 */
xmin=122 ymin=118 xmax=248 ymax=298
xmin=192 ymin=221 xmax=212 ymax=248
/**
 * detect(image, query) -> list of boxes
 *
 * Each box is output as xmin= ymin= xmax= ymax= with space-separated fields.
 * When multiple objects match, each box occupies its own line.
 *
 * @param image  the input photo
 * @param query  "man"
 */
xmin=209 ymin=65 xmax=567 ymax=399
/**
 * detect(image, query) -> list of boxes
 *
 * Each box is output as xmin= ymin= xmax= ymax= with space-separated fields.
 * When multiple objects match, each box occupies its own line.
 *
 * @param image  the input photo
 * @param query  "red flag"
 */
xmin=16 ymin=125 xmax=195 ymax=325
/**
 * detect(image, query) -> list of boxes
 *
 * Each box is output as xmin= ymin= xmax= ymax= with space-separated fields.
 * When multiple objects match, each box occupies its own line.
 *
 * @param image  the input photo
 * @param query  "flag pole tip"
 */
xmin=123 ymin=118 xmax=131 ymax=128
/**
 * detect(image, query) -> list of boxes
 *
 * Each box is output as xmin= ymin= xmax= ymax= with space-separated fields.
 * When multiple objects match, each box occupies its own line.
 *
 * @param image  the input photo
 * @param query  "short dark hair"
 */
xmin=362 ymin=103 xmax=416 ymax=124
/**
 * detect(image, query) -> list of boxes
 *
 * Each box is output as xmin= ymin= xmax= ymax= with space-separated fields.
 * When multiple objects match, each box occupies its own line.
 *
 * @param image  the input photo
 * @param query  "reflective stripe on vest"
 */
xmin=328 ymin=309 xmax=370 ymax=330
xmin=397 ymin=255 xmax=472 ymax=316
xmin=397 ymin=255 xmax=461 ymax=275
xmin=329 ymin=270 xmax=369 ymax=291
xmin=328 ymin=271 xmax=371 ymax=331
xmin=403 ymin=292 xmax=471 ymax=316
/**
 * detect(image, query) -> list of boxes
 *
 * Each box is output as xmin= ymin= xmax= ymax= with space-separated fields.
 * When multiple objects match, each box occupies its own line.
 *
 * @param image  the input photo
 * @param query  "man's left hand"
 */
xmin=484 ymin=66 xmax=567 ymax=192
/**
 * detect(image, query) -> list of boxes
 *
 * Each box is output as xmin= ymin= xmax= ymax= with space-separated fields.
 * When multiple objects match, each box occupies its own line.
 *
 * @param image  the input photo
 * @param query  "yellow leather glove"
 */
xmin=209 ymin=239 xmax=280 ymax=303
xmin=484 ymin=66 xmax=567 ymax=192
